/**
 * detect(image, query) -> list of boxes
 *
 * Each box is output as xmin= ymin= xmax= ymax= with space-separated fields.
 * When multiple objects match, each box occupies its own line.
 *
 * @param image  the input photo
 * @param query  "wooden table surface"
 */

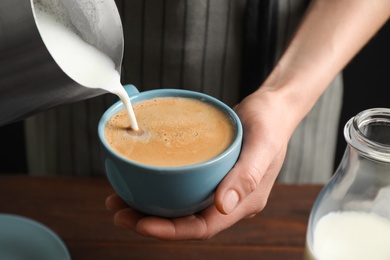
xmin=0 ymin=175 xmax=322 ymax=260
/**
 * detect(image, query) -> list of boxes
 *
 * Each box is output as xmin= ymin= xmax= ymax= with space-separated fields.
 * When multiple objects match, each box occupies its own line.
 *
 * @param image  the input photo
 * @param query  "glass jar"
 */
xmin=304 ymin=108 xmax=390 ymax=260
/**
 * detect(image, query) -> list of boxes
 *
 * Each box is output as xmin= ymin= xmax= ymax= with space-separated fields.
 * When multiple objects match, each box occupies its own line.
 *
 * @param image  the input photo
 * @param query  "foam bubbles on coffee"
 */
xmin=105 ymin=97 xmax=235 ymax=167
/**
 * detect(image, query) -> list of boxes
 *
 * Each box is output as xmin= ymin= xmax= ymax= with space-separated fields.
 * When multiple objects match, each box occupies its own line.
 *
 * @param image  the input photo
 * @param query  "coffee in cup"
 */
xmin=104 ymin=97 xmax=235 ymax=167
xmin=98 ymin=85 xmax=242 ymax=217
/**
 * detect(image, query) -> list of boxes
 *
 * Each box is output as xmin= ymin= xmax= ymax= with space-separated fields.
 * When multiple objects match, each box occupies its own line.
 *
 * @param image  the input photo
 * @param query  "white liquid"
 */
xmin=307 ymin=211 xmax=390 ymax=260
xmin=33 ymin=2 xmax=138 ymax=130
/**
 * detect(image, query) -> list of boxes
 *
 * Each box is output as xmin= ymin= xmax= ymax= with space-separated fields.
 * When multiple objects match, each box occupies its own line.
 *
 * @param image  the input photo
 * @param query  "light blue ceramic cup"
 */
xmin=98 ymin=85 xmax=242 ymax=217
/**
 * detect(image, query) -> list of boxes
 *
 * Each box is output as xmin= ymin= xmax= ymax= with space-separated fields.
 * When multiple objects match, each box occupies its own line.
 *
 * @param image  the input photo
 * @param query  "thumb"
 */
xmin=214 ymin=133 xmax=270 ymax=215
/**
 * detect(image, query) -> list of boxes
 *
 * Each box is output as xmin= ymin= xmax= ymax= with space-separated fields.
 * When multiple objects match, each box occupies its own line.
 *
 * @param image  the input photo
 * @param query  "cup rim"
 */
xmin=98 ymin=88 xmax=243 ymax=172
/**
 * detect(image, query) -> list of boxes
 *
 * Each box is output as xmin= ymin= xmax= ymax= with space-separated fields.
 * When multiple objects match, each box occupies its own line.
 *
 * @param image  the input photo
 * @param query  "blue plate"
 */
xmin=0 ymin=213 xmax=71 ymax=260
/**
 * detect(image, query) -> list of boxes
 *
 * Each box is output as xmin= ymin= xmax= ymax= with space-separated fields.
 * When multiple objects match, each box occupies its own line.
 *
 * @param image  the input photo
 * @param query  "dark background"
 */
xmin=0 ymin=21 xmax=389 ymax=175
xmin=335 ymin=21 xmax=390 ymax=166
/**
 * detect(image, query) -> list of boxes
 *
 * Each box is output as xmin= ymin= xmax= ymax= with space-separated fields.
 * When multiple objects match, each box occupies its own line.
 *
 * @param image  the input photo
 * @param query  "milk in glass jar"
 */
xmin=304 ymin=108 xmax=390 ymax=260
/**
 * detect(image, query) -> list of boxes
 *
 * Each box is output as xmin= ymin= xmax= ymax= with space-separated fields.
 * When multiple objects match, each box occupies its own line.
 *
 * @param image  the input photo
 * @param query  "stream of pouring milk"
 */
xmin=34 ymin=3 xmax=139 ymax=130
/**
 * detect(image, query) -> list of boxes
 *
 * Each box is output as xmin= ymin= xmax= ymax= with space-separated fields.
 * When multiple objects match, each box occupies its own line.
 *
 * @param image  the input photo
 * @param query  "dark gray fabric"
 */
xmin=119 ymin=0 xmax=244 ymax=107
xmin=22 ymin=0 xmax=343 ymax=183
xmin=25 ymin=0 xmax=246 ymax=176
xmin=240 ymin=0 xmax=278 ymax=99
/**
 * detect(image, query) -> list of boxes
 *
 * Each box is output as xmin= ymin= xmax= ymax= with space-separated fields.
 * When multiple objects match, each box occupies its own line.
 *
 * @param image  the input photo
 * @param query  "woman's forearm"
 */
xmin=258 ymin=0 xmax=390 ymax=127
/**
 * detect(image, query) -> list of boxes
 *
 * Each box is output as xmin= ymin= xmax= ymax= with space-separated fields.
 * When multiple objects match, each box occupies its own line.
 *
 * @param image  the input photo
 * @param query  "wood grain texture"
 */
xmin=0 ymin=175 xmax=322 ymax=260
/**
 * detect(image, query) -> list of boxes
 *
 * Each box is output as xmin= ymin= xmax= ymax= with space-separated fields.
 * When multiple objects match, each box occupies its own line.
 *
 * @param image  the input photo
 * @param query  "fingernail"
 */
xmin=222 ymin=190 xmax=239 ymax=214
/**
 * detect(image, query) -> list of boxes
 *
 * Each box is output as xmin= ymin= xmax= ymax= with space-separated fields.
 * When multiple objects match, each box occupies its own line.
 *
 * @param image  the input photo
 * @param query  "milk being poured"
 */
xmin=33 ymin=1 xmax=138 ymax=130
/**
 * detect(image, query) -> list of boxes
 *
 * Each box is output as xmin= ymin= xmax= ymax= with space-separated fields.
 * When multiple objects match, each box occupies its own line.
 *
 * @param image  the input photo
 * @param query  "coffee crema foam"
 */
xmin=104 ymin=97 xmax=235 ymax=167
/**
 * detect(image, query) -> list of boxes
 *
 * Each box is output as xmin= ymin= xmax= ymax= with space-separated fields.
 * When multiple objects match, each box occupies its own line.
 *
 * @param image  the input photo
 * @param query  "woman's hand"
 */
xmin=105 ymin=0 xmax=390 ymax=240
xmin=105 ymin=89 xmax=293 ymax=240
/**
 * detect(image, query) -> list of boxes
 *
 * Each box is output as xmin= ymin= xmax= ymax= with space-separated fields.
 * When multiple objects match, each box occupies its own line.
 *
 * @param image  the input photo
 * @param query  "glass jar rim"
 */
xmin=345 ymin=108 xmax=390 ymax=163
